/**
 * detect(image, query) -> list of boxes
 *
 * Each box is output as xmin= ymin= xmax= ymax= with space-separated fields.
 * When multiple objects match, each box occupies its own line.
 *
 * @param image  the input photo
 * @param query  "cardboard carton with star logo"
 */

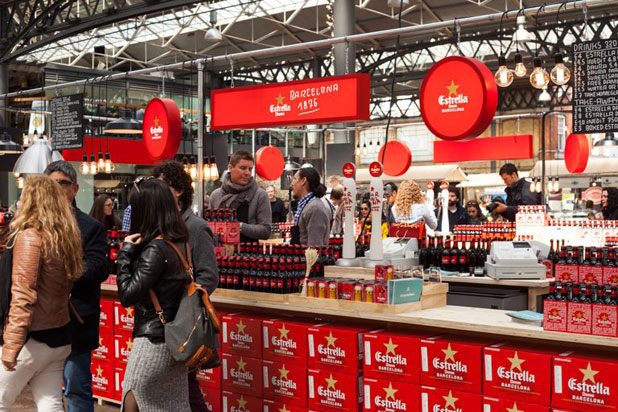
xmin=262 ymin=398 xmax=307 ymax=412
xmin=222 ymin=313 xmax=265 ymax=359
xmin=483 ymin=343 xmax=558 ymax=406
xmin=482 ymin=396 xmax=550 ymax=412
xmin=113 ymin=332 xmax=134 ymax=364
xmin=93 ymin=331 xmax=113 ymax=362
xmin=579 ymin=263 xmax=603 ymax=285
xmin=196 ymin=364 xmax=222 ymax=390
xmin=542 ymin=300 xmax=567 ymax=332
xmin=113 ymin=301 xmax=134 ymax=333
xmin=363 ymin=329 xmax=426 ymax=384
xmin=603 ymin=265 xmax=618 ymax=286
xmin=112 ymin=364 xmax=126 ymax=402
xmin=222 ymin=353 xmax=263 ymax=398
xmin=554 ymin=264 xmax=578 ymax=284
xmin=262 ymin=319 xmax=309 ymax=366
xmin=552 ymin=352 xmax=618 ymax=412
xmin=200 ymin=387 xmax=221 ymax=412
xmin=362 ymin=377 xmax=420 ymax=412
xmin=262 ymin=359 xmax=308 ymax=407
xmin=592 ymin=303 xmax=617 ymax=337
xmin=420 ymin=385 xmax=482 ymax=412
xmin=307 ymin=323 xmax=366 ymax=374
xmin=307 ymin=368 xmax=363 ymax=411
xmin=222 ymin=390 xmax=262 ymax=412
xmin=99 ymin=298 xmax=114 ymax=332
xmin=91 ymin=360 xmax=114 ymax=399
xmin=567 ymin=301 xmax=592 ymax=334
xmin=420 ymin=335 xmax=487 ymax=394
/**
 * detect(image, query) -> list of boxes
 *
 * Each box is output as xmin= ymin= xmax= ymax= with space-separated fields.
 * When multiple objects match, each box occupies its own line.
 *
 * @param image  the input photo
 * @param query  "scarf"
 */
xmin=218 ymin=172 xmax=259 ymax=209
xmin=294 ymin=193 xmax=315 ymax=225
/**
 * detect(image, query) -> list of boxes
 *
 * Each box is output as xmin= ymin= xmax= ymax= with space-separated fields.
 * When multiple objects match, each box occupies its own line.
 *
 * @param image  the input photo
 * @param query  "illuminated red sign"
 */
xmin=342 ymin=162 xmax=355 ymax=178
xmin=427 ymin=182 xmax=435 ymax=190
xmin=440 ymin=181 xmax=449 ymax=190
xmin=142 ymin=98 xmax=182 ymax=160
xmin=564 ymin=134 xmax=589 ymax=174
xmin=433 ymin=135 xmax=533 ymax=163
xmin=255 ymin=146 xmax=285 ymax=181
xmin=378 ymin=141 xmax=411 ymax=176
xmin=420 ymin=56 xmax=498 ymax=141
xmin=369 ymin=162 xmax=383 ymax=178
xmin=210 ymin=73 xmax=370 ymax=130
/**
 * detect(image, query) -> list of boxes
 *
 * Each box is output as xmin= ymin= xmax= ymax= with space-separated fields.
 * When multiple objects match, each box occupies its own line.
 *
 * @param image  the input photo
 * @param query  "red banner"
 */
xmin=433 ymin=135 xmax=533 ymax=163
xmin=210 ymin=73 xmax=370 ymax=130
xmin=63 ymin=137 xmax=161 ymax=165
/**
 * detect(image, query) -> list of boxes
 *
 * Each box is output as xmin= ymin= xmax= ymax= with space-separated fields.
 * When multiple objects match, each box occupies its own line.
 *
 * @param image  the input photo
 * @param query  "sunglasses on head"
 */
xmin=466 ymin=201 xmax=479 ymax=206
xmin=133 ymin=176 xmax=155 ymax=193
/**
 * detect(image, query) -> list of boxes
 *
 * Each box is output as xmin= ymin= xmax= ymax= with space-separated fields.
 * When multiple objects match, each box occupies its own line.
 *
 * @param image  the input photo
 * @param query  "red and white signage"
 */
xmin=439 ymin=181 xmax=449 ymax=190
xmin=142 ymin=97 xmax=182 ymax=160
xmin=543 ymin=301 xmax=568 ymax=332
xmin=307 ymin=324 xmax=365 ymax=374
xmin=114 ymin=333 xmax=133 ymax=364
xmin=263 ymin=398 xmax=307 ymax=412
xmin=262 ymin=360 xmax=308 ymax=407
xmin=222 ymin=390 xmax=262 ymax=412
xmin=211 ymin=73 xmax=370 ymax=130
xmin=363 ymin=378 xmax=420 ymax=412
xmin=579 ymin=264 xmax=603 ymax=284
xmin=113 ymin=364 xmax=127 ymax=403
xmin=255 ymin=146 xmax=285 ymax=181
xmin=567 ymin=302 xmax=592 ymax=334
xmin=222 ymin=313 xmax=264 ymax=359
xmin=369 ymin=162 xmax=383 ymax=178
xmin=196 ymin=365 xmax=222 ymax=390
xmin=564 ymin=134 xmax=590 ymax=174
xmin=483 ymin=396 xmax=550 ymax=412
xmin=363 ymin=330 xmax=423 ymax=383
xmin=222 ymin=353 xmax=263 ymax=398
xmin=307 ymin=368 xmax=363 ymax=412
xmin=342 ymin=162 xmax=356 ymax=179
xmin=433 ymin=135 xmax=533 ymax=163
xmin=202 ymin=387 xmax=222 ymax=412
xmin=113 ymin=301 xmax=134 ymax=333
xmin=378 ymin=141 xmax=411 ymax=177
xmin=93 ymin=332 xmax=114 ymax=362
xmin=420 ymin=385 xmax=482 ymax=412
xmin=91 ymin=360 xmax=114 ymax=399
xmin=99 ymin=299 xmax=113 ymax=332
xmin=262 ymin=320 xmax=309 ymax=366
xmin=592 ymin=304 xmax=618 ymax=337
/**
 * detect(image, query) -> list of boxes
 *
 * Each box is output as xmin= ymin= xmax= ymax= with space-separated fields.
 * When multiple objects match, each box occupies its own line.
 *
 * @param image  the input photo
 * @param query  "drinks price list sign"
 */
xmin=50 ymin=93 xmax=84 ymax=150
xmin=573 ymin=38 xmax=618 ymax=134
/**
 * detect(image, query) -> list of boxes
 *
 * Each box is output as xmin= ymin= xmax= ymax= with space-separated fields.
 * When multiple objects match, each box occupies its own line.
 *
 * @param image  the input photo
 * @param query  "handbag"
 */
xmin=149 ymin=239 xmax=222 ymax=370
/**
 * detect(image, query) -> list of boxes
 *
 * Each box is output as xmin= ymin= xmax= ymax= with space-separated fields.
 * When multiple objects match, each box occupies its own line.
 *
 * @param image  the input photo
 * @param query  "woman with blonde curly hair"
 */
xmin=0 ymin=175 xmax=83 ymax=411
xmin=391 ymin=180 xmax=437 ymax=229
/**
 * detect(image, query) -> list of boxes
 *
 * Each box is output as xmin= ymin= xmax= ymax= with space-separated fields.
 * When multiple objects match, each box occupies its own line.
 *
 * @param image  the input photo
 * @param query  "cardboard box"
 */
xmin=579 ymin=265 xmax=604 ymax=284
xmin=387 ymin=278 xmax=423 ymax=304
xmin=307 ymin=323 xmax=365 ymax=374
xmin=222 ymin=390 xmax=262 ymax=412
xmin=113 ymin=333 xmax=133 ymax=364
xmin=262 ymin=320 xmax=309 ymax=366
xmin=552 ymin=352 xmax=618 ymax=412
xmin=201 ymin=387 xmax=221 ymax=412
xmin=214 ymin=246 xmax=227 ymax=260
xmin=196 ymin=366 xmax=222 ymax=390
xmin=592 ymin=304 xmax=618 ymax=337
xmin=92 ymin=331 xmax=114 ymax=362
xmin=603 ymin=266 xmax=618 ymax=285
xmin=483 ymin=343 xmax=555 ymax=406
xmin=262 ymin=398 xmax=308 ymax=412
xmin=363 ymin=329 xmax=423 ymax=384
xmin=262 ymin=360 xmax=308 ymax=407
xmin=99 ymin=299 xmax=114 ymax=332
xmin=222 ymin=353 xmax=263 ymax=398
xmin=362 ymin=377 xmax=419 ymax=412
xmin=222 ymin=313 xmax=264 ymax=359
xmin=419 ymin=335 xmax=485 ymax=394
xmin=420 ymin=386 xmax=482 ymax=412
xmin=543 ymin=300 xmax=568 ymax=332
xmin=223 ymin=222 xmax=241 ymax=244
xmin=307 ymin=368 xmax=362 ymax=412
xmin=113 ymin=301 xmax=134 ymax=333
xmin=482 ymin=396 xmax=550 ymax=412
xmin=555 ymin=264 xmax=578 ymax=283
xmin=91 ymin=360 xmax=114 ymax=400
xmin=113 ymin=364 xmax=126 ymax=402
xmin=567 ymin=302 xmax=592 ymax=334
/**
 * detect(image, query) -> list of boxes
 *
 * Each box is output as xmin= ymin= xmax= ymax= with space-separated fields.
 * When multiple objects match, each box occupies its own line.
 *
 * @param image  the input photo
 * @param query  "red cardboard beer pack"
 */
xmin=196 ymin=366 xmax=222 ymax=390
xmin=222 ymin=313 xmax=263 ymax=358
xmin=91 ymin=360 xmax=114 ymax=399
xmin=113 ymin=301 xmax=134 ymax=333
xmin=592 ymin=303 xmax=618 ymax=337
xmin=552 ymin=352 xmax=618 ymax=412
xmin=363 ymin=329 xmax=423 ymax=383
xmin=222 ymin=391 xmax=262 ymax=412
xmin=201 ymin=387 xmax=221 ymax=412
xmin=262 ymin=319 xmax=309 ymax=366
xmin=307 ymin=323 xmax=365 ymax=374
xmin=262 ymin=360 xmax=308 ymax=407
xmin=419 ymin=335 xmax=485 ymax=394
xmin=482 ymin=396 xmax=550 ymax=412
xmin=579 ymin=264 xmax=603 ymax=284
xmin=567 ymin=302 xmax=592 ymax=334
xmin=543 ymin=300 xmax=568 ymax=332
xmin=483 ymin=343 xmax=555 ymax=406
xmin=603 ymin=266 xmax=618 ymax=285
xmin=93 ymin=331 xmax=114 ymax=362
xmin=113 ymin=364 xmax=126 ymax=402
xmin=99 ymin=299 xmax=114 ymax=332
xmin=114 ymin=333 xmax=133 ymax=364
xmin=362 ymin=377 xmax=420 ymax=412
xmin=223 ymin=221 xmax=241 ymax=244
xmin=222 ymin=353 xmax=263 ymax=398
xmin=307 ymin=368 xmax=362 ymax=412
xmin=420 ymin=386 xmax=482 ymax=412
xmin=555 ymin=264 xmax=578 ymax=283
xmin=263 ymin=398 xmax=308 ymax=412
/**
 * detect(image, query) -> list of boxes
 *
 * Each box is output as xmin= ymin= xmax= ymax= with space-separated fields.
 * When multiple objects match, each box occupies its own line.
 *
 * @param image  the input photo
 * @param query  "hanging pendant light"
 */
xmin=0 ymin=132 xmax=23 ymax=155
xmin=97 ymin=150 xmax=105 ymax=171
xmin=368 ymin=139 xmax=374 ymax=154
xmin=182 ymin=156 xmax=190 ymax=173
xmin=539 ymin=87 xmax=551 ymax=102
xmin=204 ymin=10 xmax=223 ymax=43
xmin=189 ymin=156 xmax=197 ymax=180
xmin=355 ymin=142 xmax=360 ymax=156
xmin=203 ymin=158 xmax=212 ymax=181
xmin=361 ymin=143 xmax=368 ymax=156
xmin=530 ymin=57 xmax=550 ymax=89
xmin=513 ymin=53 xmax=527 ymax=78
xmin=209 ymin=156 xmax=219 ymax=181
xmin=550 ymin=53 xmax=571 ymax=86
xmin=89 ymin=153 xmax=98 ymax=175
xmin=22 ymin=132 xmax=29 ymax=146
xmin=513 ymin=15 xmax=533 ymax=45
xmin=80 ymin=153 xmax=89 ymax=175
xmin=553 ymin=177 xmax=561 ymax=193
xmin=495 ymin=56 xmax=514 ymax=87
xmin=591 ymin=133 xmax=618 ymax=158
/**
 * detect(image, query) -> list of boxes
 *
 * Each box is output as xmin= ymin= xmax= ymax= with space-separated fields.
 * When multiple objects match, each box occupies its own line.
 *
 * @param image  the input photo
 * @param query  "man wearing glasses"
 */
xmin=44 ymin=161 xmax=108 ymax=412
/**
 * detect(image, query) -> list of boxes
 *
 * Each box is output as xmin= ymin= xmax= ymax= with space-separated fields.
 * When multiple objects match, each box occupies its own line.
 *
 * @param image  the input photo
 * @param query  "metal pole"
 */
xmin=0 ymin=0 xmax=605 ymax=99
xmin=251 ymin=129 xmax=256 ymax=177
xmin=197 ymin=61 xmax=205 ymax=217
xmin=0 ymin=64 xmax=7 ymax=127
xmin=541 ymin=110 xmax=563 ymax=204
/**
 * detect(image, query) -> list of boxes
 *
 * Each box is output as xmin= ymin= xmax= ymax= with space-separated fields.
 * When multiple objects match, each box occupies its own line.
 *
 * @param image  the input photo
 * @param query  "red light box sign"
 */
xmin=210 ymin=73 xmax=370 ymax=130
xmin=433 ymin=135 xmax=533 ymax=163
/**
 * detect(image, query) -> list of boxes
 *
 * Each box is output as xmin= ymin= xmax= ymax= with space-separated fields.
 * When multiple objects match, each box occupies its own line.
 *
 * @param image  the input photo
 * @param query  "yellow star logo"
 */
xmin=325 ymin=331 xmax=338 ymax=348
xmin=237 ymin=357 xmax=247 ymax=372
xmin=551 ymin=309 xmax=559 ymax=316
xmin=325 ymin=374 xmax=338 ymax=390
xmin=507 ymin=402 xmax=524 ymax=412
xmin=126 ymin=307 xmax=134 ymax=317
xmin=275 ymin=94 xmax=285 ymax=105
xmin=580 ymin=362 xmax=599 ymax=384
xmin=383 ymin=338 xmax=398 ymax=356
xmin=236 ymin=320 xmax=247 ymax=334
xmin=153 ymin=117 xmax=159 ymax=128
xmin=279 ymin=365 xmax=290 ymax=380
xmin=442 ymin=390 xmax=459 ymax=409
xmin=237 ymin=395 xmax=247 ymax=409
xmin=98 ymin=337 xmax=103 ymax=347
xmin=278 ymin=324 xmax=290 ymax=340
xmin=576 ymin=312 xmax=583 ymax=319
xmin=446 ymin=80 xmax=460 ymax=97
xmin=508 ymin=352 xmax=525 ymax=372
xmin=279 ymin=406 xmax=290 ymax=412
xmin=383 ymin=382 xmax=398 ymax=401
xmin=96 ymin=365 xmax=104 ymax=378
xmin=126 ymin=339 xmax=133 ymax=351
xmin=602 ymin=313 xmax=609 ymax=321
xmin=442 ymin=344 xmax=458 ymax=363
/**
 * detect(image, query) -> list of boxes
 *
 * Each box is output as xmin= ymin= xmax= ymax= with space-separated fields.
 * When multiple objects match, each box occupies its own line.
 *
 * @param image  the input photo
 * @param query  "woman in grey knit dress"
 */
xmin=116 ymin=178 xmax=192 ymax=412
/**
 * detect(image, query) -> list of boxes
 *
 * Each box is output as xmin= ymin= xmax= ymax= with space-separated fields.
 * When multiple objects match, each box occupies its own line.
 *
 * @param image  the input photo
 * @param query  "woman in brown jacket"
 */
xmin=0 ymin=176 xmax=83 ymax=411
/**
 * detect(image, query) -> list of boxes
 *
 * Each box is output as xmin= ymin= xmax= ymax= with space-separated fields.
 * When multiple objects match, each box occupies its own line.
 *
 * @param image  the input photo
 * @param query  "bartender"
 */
xmin=290 ymin=167 xmax=332 ymax=246
xmin=493 ymin=163 xmax=542 ymax=222
xmin=209 ymin=150 xmax=271 ymax=242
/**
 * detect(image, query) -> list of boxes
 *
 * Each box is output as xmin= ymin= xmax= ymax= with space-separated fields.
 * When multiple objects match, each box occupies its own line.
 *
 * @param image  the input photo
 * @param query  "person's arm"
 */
xmin=79 ymin=220 xmax=108 ymax=284
xmin=241 ymin=191 xmax=272 ymax=240
xmin=208 ymin=189 xmax=220 ymax=210
xmin=305 ymin=207 xmax=330 ymax=246
xmin=422 ymin=205 xmax=438 ymax=230
xmin=192 ymin=224 xmax=219 ymax=295
xmin=122 ymin=206 xmax=131 ymax=232
xmin=2 ymin=231 xmax=42 ymax=364
xmin=116 ymin=242 xmax=164 ymax=308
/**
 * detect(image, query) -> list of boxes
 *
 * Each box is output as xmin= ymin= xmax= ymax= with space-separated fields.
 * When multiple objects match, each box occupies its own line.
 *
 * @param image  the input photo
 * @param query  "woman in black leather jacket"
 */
xmin=116 ymin=178 xmax=191 ymax=412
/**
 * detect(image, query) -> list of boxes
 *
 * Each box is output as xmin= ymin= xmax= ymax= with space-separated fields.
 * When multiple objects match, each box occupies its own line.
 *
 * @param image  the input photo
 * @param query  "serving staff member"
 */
xmin=290 ymin=167 xmax=332 ymax=246
xmin=209 ymin=151 xmax=271 ymax=242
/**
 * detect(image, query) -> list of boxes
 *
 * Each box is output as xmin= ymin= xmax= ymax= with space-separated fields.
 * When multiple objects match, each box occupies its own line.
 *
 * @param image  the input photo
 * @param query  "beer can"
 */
xmin=318 ymin=280 xmax=328 ymax=299
xmin=364 ymin=284 xmax=375 ymax=303
xmin=386 ymin=265 xmax=395 ymax=281
xmin=307 ymin=280 xmax=316 ymax=298
xmin=354 ymin=282 xmax=363 ymax=302
xmin=328 ymin=280 xmax=338 ymax=299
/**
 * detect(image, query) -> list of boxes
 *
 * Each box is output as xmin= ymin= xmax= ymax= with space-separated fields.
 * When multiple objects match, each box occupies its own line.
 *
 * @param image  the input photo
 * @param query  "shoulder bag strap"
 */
xmin=162 ymin=239 xmax=193 ymax=280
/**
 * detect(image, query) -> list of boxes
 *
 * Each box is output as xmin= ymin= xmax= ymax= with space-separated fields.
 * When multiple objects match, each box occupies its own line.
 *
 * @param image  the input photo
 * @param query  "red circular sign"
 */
xmin=378 ymin=141 xmax=412 ymax=177
xmin=255 ymin=146 xmax=285 ymax=181
xmin=342 ymin=162 xmax=356 ymax=178
xmin=440 ymin=181 xmax=449 ymax=190
xmin=564 ymin=134 xmax=589 ymax=174
xmin=427 ymin=182 xmax=434 ymax=190
xmin=142 ymin=98 xmax=182 ymax=160
xmin=420 ymin=56 xmax=498 ymax=141
xmin=369 ymin=162 xmax=383 ymax=178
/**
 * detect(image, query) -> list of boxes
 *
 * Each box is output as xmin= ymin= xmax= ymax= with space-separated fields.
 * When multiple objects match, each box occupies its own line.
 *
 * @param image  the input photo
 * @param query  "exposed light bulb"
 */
xmin=355 ymin=144 xmax=360 ymax=156
xmin=535 ymin=179 xmax=543 ymax=193
xmin=553 ymin=178 xmax=561 ymax=193
xmin=104 ymin=152 xmax=113 ymax=174
xmin=203 ymin=163 xmax=212 ymax=181
xmin=530 ymin=57 xmax=549 ymax=89
xmin=89 ymin=160 xmax=98 ymax=175
xmin=210 ymin=158 xmax=219 ymax=180
xmin=190 ymin=163 xmax=197 ymax=180
xmin=97 ymin=151 xmax=105 ymax=171
xmin=494 ymin=56 xmax=514 ymax=87
xmin=80 ymin=154 xmax=89 ymax=175
xmin=550 ymin=53 xmax=571 ymax=86
xmin=22 ymin=132 xmax=29 ymax=146
xmin=513 ymin=53 xmax=527 ymax=78
xmin=16 ymin=177 xmax=24 ymax=189
xmin=13 ymin=172 xmax=20 ymax=178
xmin=361 ymin=143 xmax=368 ymax=156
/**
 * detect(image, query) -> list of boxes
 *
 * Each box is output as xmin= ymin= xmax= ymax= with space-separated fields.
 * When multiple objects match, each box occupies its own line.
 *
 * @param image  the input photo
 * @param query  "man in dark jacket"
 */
xmin=493 ymin=163 xmax=542 ymax=222
xmin=45 ymin=161 xmax=108 ymax=412
xmin=267 ymin=185 xmax=287 ymax=223
xmin=436 ymin=188 xmax=470 ymax=232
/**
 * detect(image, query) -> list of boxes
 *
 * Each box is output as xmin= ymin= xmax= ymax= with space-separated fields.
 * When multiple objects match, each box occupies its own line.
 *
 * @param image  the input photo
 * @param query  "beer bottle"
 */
xmin=566 ymin=282 xmax=576 ymax=302
xmin=441 ymin=238 xmax=451 ymax=271
xmin=546 ymin=282 xmax=556 ymax=301
xmin=579 ymin=283 xmax=591 ymax=303
xmin=450 ymin=238 xmax=459 ymax=272
xmin=590 ymin=283 xmax=599 ymax=304
xmin=555 ymin=281 xmax=567 ymax=301
xmin=256 ymin=258 xmax=264 ymax=292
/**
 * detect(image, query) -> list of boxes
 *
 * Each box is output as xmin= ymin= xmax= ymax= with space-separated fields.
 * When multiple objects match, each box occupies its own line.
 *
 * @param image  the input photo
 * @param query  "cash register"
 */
xmin=485 ymin=241 xmax=546 ymax=280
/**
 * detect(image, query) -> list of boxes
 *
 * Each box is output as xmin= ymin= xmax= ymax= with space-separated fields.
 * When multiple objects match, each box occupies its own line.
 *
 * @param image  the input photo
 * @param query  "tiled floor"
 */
xmin=12 ymin=387 xmax=119 ymax=411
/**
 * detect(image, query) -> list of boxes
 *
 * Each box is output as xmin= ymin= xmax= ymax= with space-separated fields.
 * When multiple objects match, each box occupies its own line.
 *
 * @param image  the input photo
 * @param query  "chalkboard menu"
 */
xmin=573 ymin=38 xmax=618 ymax=134
xmin=50 ymin=93 xmax=84 ymax=150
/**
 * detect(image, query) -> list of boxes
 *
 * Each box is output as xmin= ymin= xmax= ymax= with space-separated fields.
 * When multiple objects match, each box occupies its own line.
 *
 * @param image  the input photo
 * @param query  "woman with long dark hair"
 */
xmin=602 ymin=188 xmax=618 ymax=220
xmin=89 ymin=194 xmax=120 ymax=230
xmin=116 ymin=178 xmax=191 ymax=412
xmin=289 ymin=167 xmax=332 ymax=246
